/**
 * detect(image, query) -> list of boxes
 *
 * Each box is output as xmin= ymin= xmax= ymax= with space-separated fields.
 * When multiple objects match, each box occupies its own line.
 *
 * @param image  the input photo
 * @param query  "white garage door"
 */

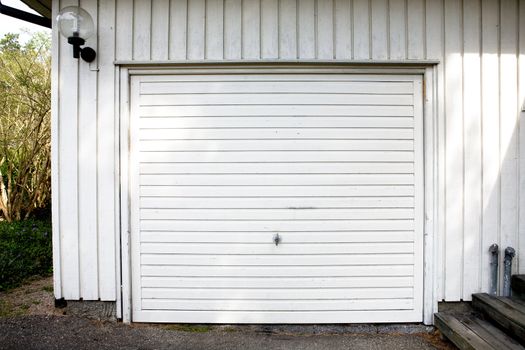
xmin=129 ymin=73 xmax=424 ymax=323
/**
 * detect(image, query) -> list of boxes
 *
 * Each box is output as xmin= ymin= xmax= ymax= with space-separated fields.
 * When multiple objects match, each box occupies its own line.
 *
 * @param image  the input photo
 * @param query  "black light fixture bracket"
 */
xmin=67 ymin=35 xmax=96 ymax=62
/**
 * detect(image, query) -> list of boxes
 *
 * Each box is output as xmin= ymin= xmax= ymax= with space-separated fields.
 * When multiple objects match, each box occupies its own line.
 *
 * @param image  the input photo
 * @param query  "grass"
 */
xmin=164 ymin=324 xmax=213 ymax=333
xmin=0 ymin=299 xmax=9 ymax=317
xmin=0 ymin=299 xmax=25 ymax=317
xmin=0 ymin=218 xmax=52 ymax=291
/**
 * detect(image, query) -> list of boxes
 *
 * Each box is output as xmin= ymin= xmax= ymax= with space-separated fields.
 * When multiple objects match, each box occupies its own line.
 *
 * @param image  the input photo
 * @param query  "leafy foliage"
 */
xmin=0 ymin=219 xmax=52 ymax=291
xmin=0 ymin=32 xmax=51 ymax=221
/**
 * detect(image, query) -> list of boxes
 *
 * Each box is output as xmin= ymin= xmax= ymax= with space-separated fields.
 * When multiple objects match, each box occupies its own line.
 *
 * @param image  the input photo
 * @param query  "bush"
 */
xmin=0 ymin=219 xmax=52 ymax=291
xmin=0 ymin=32 xmax=51 ymax=222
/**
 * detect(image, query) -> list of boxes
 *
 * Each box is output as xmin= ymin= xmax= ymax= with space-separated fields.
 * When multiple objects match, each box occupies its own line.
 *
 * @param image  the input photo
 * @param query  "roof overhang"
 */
xmin=0 ymin=0 xmax=51 ymax=28
xmin=20 ymin=0 xmax=51 ymax=18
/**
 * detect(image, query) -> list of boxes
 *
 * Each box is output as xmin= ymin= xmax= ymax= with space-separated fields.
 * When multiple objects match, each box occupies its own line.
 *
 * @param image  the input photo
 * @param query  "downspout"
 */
xmin=489 ymin=244 xmax=499 ymax=296
xmin=503 ymin=247 xmax=516 ymax=297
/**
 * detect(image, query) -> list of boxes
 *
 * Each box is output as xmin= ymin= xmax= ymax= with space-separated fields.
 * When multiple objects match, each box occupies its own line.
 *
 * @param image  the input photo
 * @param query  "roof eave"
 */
xmin=20 ymin=0 xmax=51 ymax=19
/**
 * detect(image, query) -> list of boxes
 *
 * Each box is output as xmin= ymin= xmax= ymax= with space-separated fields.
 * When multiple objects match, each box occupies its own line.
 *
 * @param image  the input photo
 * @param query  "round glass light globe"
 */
xmin=56 ymin=6 xmax=94 ymax=39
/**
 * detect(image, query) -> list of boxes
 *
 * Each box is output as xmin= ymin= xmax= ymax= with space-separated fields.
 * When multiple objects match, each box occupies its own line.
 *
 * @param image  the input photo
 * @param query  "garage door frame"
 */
xmin=117 ymin=64 xmax=438 ymax=325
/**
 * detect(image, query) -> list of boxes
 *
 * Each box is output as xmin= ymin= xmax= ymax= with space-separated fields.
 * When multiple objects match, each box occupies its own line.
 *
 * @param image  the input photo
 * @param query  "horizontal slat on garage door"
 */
xmin=140 ymin=116 xmax=414 ymax=128
xmin=139 ymin=197 xmax=414 ymax=208
xmin=140 ymin=231 xmax=415 ymax=243
xmin=139 ymin=93 xmax=414 ymax=106
xmin=139 ymin=105 xmax=414 ymax=117
xmin=140 ymin=265 xmax=414 ymax=277
xmin=139 ymin=139 xmax=414 ymax=151
xmin=140 ymin=208 xmax=414 ymax=220
xmin=141 ymin=276 xmax=415 ymax=288
xmin=130 ymin=73 xmax=423 ymax=323
xmin=140 ymin=151 xmax=414 ymax=163
xmin=139 ymin=81 xmax=414 ymax=95
xmin=139 ymin=128 xmax=414 ymax=140
xmin=141 ymin=288 xmax=413 ymax=300
xmin=140 ymin=174 xmax=415 ymax=186
xmin=140 ymin=254 xmax=414 ymax=266
xmin=140 ymin=220 xmax=414 ymax=232
xmin=141 ymin=299 xmax=414 ymax=311
xmin=140 ymin=242 xmax=414 ymax=254
xmin=140 ymin=185 xmax=415 ymax=197
xmin=140 ymin=163 xmax=414 ymax=174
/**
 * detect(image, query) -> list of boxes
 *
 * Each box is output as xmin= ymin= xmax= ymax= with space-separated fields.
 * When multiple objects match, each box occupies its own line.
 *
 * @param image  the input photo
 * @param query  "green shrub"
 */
xmin=0 ymin=32 xmax=51 ymax=222
xmin=0 ymin=219 xmax=52 ymax=291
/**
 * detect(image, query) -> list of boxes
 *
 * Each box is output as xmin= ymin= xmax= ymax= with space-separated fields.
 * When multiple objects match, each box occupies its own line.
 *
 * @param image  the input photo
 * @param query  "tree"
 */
xmin=0 ymin=32 xmax=51 ymax=222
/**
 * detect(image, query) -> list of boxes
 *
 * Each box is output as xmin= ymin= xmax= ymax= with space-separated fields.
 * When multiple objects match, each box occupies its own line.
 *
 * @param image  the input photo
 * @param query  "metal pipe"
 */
xmin=489 ymin=244 xmax=499 ymax=296
xmin=503 ymin=247 xmax=516 ymax=297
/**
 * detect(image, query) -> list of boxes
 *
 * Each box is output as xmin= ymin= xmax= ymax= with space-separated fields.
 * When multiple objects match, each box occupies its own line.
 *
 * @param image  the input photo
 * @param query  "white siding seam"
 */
xmin=314 ymin=0 xmax=319 ymax=59
xmin=259 ymin=0 xmax=262 ymax=58
xmin=241 ymin=0 xmax=245 ymax=59
xmin=515 ymin=0 xmax=521 ymax=274
xmin=150 ymin=0 xmax=153 ymax=60
xmin=168 ymin=0 xmax=172 ymax=57
xmin=73 ymin=0 xmax=81 ymax=298
xmin=350 ymin=0 xmax=355 ymax=60
xmin=332 ymin=0 xmax=336 ymax=59
xmin=477 ymin=0 xmax=483 ymax=294
xmin=497 ymin=0 xmax=502 ymax=293
xmin=96 ymin=0 xmax=101 ymax=299
xmin=516 ymin=0 xmax=525 ymax=273
xmin=51 ymin=0 xmax=62 ymax=299
xmin=438 ymin=0 xmax=445 ymax=301
xmin=440 ymin=0 xmax=446 ymax=300
xmin=76 ymin=35 xmax=81 ymax=298
xmin=514 ymin=0 xmax=520 ymax=276
xmin=113 ymin=1 xmax=121 ymax=310
xmin=350 ymin=0 xmax=354 ymax=60
xmin=115 ymin=65 xmax=122 ymax=314
xmin=404 ymin=0 xmax=408 ymax=59
xmin=459 ymin=0 xmax=465 ymax=300
xmin=478 ymin=0 xmax=484 ymax=292
xmin=295 ymin=0 xmax=298 ymax=59
xmin=277 ymin=0 xmax=281 ymax=58
xmin=185 ymin=0 xmax=189 ymax=60
xmin=516 ymin=0 xmax=520 ymax=272
xmin=204 ymin=0 xmax=208 ymax=59
xmin=131 ymin=0 xmax=135 ymax=60
xmin=368 ymin=0 xmax=372 ymax=59
xmin=422 ymin=0 xmax=426 ymax=59
xmin=386 ymin=0 xmax=391 ymax=60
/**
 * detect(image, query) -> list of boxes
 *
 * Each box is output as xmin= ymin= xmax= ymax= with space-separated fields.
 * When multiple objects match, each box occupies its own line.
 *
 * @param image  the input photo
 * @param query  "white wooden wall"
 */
xmin=52 ymin=0 xmax=525 ymax=302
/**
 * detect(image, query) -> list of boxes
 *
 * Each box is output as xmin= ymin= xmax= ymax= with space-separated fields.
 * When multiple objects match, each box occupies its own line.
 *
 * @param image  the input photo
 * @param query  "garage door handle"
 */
xmin=273 ymin=233 xmax=281 ymax=246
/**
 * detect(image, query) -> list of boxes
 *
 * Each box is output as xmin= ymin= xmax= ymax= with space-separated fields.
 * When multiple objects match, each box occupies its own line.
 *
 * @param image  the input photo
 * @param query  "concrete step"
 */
xmin=512 ymin=275 xmax=525 ymax=300
xmin=435 ymin=313 xmax=525 ymax=350
xmin=472 ymin=293 xmax=525 ymax=343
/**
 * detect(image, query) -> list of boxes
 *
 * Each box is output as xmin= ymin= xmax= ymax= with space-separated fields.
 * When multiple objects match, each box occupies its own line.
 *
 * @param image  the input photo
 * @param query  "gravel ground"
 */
xmin=0 ymin=277 xmax=455 ymax=350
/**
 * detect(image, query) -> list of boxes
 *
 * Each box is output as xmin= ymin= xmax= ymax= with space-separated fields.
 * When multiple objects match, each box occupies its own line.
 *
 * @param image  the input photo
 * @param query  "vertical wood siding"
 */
xmin=53 ymin=0 xmax=525 ymax=302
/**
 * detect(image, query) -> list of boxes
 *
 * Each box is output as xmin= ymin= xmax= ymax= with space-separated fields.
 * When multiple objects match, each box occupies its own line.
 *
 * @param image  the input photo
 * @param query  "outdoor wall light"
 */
xmin=56 ymin=6 xmax=96 ymax=63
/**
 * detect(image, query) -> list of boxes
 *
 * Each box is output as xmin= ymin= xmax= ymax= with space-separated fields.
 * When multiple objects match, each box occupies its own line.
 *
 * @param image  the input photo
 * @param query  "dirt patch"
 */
xmin=417 ymin=330 xmax=455 ymax=350
xmin=0 ymin=276 xmax=60 ymax=317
